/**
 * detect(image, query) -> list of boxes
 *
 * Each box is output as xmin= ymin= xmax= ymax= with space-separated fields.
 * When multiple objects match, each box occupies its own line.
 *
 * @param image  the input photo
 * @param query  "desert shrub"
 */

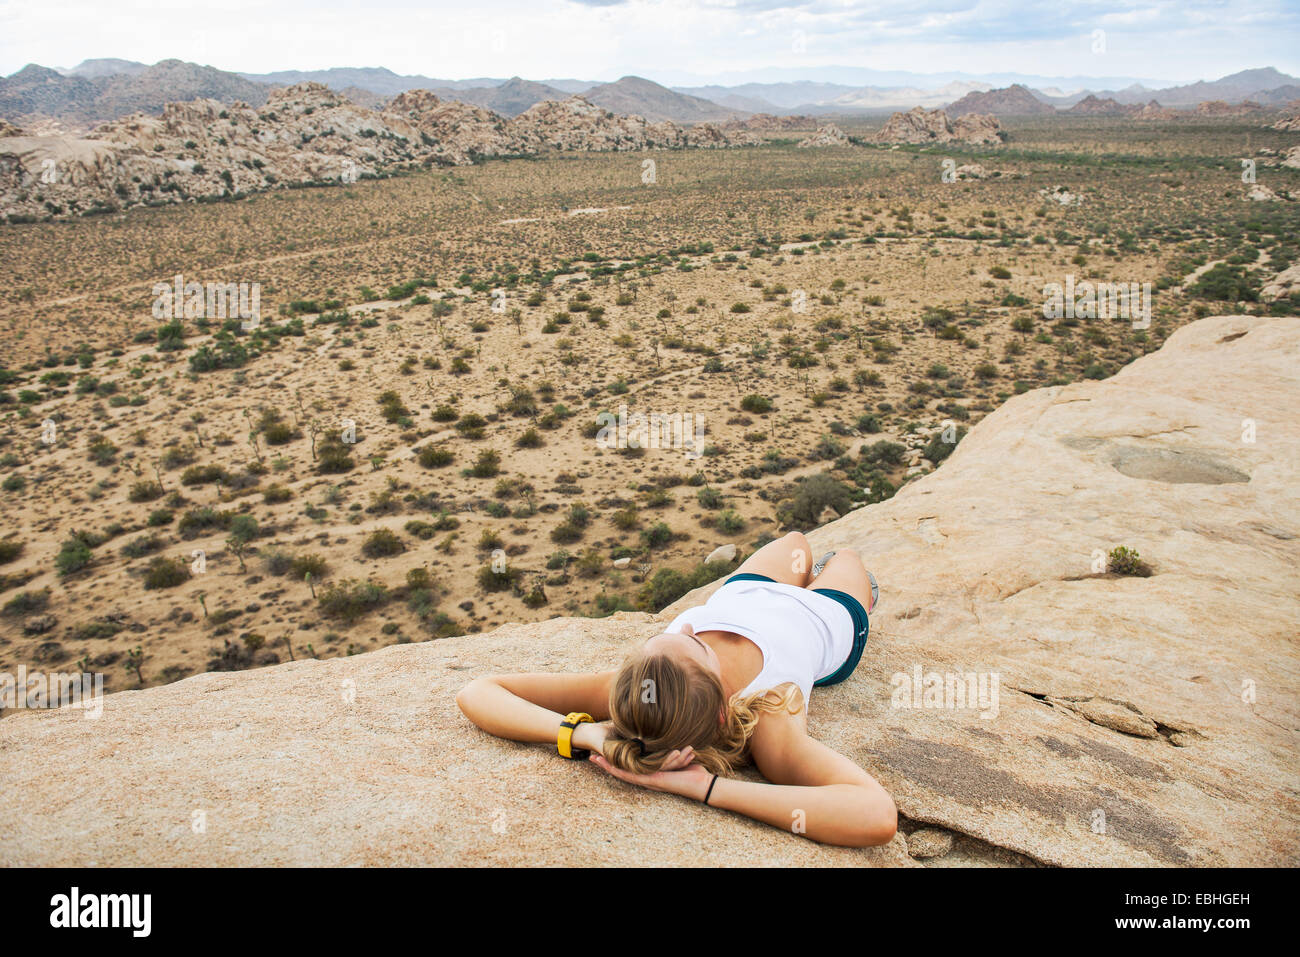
xmin=3 ymin=588 xmax=50 ymax=616
xmin=641 ymin=522 xmax=673 ymax=549
xmin=160 ymin=445 xmax=197 ymax=469
xmin=697 ymin=486 xmax=724 ymax=509
xmin=740 ymin=394 xmax=772 ymax=414
xmin=405 ymin=520 xmax=437 ymax=540
xmin=55 ymin=535 xmax=94 ymax=576
xmin=1189 ymin=264 xmax=1258 ymax=302
xmin=468 ymin=449 xmax=501 ymax=478
xmin=143 ymin=556 xmax=191 ymax=589
xmin=128 ymin=480 xmax=165 ymax=503
xmin=923 ymin=426 xmax=967 ymax=464
xmin=418 ymin=444 xmax=454 ymax=468
xmin=716 ymin=509 xmax=746 ymax=534
xmin=637 ymin=560 xmax=732 ymax=612
xmin=181 ymin=464 xmax=230 ymax=486
xmin=178 ymin=507 xmax=234 ymax=538
xmin=612 ymin=507 xmax=640 ymax=530
xmin=291 ymin=553 xmax=328 ymax=580
xmin=361 ymin=528 xmax=404 ymax=558
xmin=861 ymin=440 xmax=906 ymax=468
xmin=262 ymin=548 xmax=295 ymax=575
xmin=263 ymin=422 xmax=296 ymax=445
xmin=1107 ymin=545 xmax=1151 ymax=576
xmin=477 ymin=563 xmax=522 ymax=592
xmin=317 ymin=435 xmax=355 ymax=474
xmin=0 ymin=540 xmax=23 ymax=565
xmin=789 ymin=473 xmax=853 ymax=526
xmin=550 ymin=522 xmax=583 ymax=544
xmin=810 ymin=435 xmax=846 ymax=461
xmin=263 ymin=484 xmax=292 ymax=503
xmin=88 ymin=438 xmax=118 ymax=465
xmin=456 ymin=413 xmax=488 ymax=439
xmin=377 ymin=390 xmax=411 ymax=424
xmin=317 ymin=579 xmax=389 ymax=621
xmin=121 ymin=534 xmax=164 ymax=559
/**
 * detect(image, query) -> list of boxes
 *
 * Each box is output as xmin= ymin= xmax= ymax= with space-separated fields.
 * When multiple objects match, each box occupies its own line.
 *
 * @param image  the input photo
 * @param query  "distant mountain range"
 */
xmin=3 ymin=59 xmax=1297 ymax=131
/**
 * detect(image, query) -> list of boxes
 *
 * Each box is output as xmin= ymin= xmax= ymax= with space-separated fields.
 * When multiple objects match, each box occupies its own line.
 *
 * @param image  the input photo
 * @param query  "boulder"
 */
xmin=1247 ymin=185 xmax=1283 ymax=202
xmin=1 ymin=315 xmax=1296 ymax=866
xmin=705 ymin=543 xmax=737 ymax=564
xmin=1261 ymin=263 xmax=1300 ymax=301
xmin=796 ymin=124 xmax=850 ymax=148
xmin=906 ymin=828 xmax=954 ymax=859
xmin=873 ymin=107 xmax=1002 ymax=146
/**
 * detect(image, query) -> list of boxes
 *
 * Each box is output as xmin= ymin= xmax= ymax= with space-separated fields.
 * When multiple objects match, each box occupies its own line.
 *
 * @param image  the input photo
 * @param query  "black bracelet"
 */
xmin=703 ymin=774 xmax=719 ymax=806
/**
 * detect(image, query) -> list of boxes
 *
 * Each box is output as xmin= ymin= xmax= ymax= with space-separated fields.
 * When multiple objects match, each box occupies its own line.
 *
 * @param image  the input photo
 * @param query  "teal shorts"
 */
xmin=722 ymin=572 xmax=870 ymax=687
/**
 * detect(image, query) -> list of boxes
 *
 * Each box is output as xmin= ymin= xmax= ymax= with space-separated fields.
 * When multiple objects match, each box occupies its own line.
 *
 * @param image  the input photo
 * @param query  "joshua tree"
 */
xmin=126 ymin=646 xmax=145 ymax=687
xmin=225 ymin=515 xmax=259 ymax=573
xmin=308 ymin=420 xmax=322 ymax=461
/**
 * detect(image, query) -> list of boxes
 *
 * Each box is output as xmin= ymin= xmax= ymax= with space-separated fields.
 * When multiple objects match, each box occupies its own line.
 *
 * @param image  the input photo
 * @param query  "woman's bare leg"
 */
xmin=808 ymin=549 xmax=875 ymax=613
xmin=733 ymin=531 xmax=814 ymax=588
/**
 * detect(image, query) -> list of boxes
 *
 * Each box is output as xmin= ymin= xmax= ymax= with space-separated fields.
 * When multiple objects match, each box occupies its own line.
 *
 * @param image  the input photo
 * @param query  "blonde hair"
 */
xmin=603 ymin=648 xmax=802 ymax=776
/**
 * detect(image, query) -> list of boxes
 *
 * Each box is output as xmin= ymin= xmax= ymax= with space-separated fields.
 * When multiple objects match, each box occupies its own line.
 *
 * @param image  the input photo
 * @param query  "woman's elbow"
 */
xmin=849 ymin=791 xmax=898 ymax=848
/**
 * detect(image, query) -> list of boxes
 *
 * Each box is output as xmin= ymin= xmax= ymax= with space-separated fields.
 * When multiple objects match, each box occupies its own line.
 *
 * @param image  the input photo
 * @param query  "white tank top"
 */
xmin=663 ymin=578 xmax=854 ymax=703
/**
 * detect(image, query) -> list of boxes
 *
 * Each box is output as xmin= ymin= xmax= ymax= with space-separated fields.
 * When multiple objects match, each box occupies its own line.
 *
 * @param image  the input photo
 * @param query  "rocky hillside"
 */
xmin=721 ymin=113 xmax=816 ymax=132
xmin=0 ymin=59 xmax=271 ymax=130
xmin=2 ymin=314 xmax=1294 ymax=866
xmin=1196 ymin=100 xmax=1265 ymax=116
xmin=1132 ymin=100 xmax=1179 ymax=120
xmin=946 ymin=83 xmax=1056 ymax=117
xmin=873 ymin=107 xmax=1003 ymax=146
xmin=508 ymin=95 xmax=757 ymax=152
xmin=432 ymin=77 xmax=574 ymax=118
xmin=1066 ymin=95 xmax=1138 ymax=116
xmin=581 ymin=75 xmax=743 ymax=124
xmin=0 ymin=83 xmax=759 ymax=222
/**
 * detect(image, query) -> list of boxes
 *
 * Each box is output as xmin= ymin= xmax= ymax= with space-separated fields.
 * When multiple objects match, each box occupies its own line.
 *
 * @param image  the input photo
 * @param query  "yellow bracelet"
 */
xmin=557 ymin=712 xmax=594 ymax=759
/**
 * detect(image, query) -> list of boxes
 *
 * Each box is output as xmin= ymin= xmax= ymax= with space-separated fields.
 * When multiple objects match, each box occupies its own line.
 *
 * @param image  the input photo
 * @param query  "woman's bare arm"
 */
xmin=455 ymin=671 xmax=617 ymax=752
xmin=588 ymin=687 xmax=896 ymax=848
xmin=719 ymin=701 xmax=897 ymax=847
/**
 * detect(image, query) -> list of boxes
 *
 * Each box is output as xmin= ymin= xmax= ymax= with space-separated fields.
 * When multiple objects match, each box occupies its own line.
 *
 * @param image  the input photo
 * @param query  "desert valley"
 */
xmin=0 ymin=36 xmax=1297 ymax=874
xmin=1 ymin=66 xmax=1298 ymax=700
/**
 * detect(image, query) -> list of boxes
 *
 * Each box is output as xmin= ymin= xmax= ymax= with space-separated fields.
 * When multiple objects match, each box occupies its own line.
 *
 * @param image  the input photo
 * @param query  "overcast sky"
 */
xmin=2 ymin=0 xmax=1296 ymax=86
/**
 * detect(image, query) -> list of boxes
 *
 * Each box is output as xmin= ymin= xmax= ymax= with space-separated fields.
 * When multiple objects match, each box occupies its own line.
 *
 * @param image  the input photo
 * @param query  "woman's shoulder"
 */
xmin=745 ymin=680 xmax=807 ymax=716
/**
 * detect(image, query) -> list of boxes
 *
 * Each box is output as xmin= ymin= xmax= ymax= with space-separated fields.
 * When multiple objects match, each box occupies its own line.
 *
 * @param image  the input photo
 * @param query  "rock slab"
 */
xmin=2 ymin=316 xmax=1298 ymax=866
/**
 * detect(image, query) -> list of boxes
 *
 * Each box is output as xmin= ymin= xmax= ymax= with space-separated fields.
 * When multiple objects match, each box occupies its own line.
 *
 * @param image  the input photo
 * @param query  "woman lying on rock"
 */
xmin=456 ymin=531 xmax=897 ymax=848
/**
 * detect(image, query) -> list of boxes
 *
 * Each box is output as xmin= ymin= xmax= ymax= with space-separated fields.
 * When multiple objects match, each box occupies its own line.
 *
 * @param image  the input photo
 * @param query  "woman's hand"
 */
xmin=588 ymin=748 xmax=715 ymax=802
